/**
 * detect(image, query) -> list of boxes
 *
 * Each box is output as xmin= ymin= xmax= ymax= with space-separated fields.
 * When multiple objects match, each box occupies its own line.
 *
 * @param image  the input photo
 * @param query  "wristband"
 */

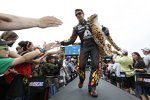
xmin=40 ymin=48 xmax=46 ymax=53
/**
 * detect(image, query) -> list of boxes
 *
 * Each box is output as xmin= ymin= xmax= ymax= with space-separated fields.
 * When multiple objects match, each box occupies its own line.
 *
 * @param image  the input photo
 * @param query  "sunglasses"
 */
xmin=75 ymin=12 xmax=82 ymax=16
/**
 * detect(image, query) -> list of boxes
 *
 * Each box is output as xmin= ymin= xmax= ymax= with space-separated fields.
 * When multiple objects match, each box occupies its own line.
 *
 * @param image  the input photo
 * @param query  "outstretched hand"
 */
xmin=55 ymin=41 xmax=61 ymax=45
xmin=43 ymin=42 xmax=61 ymax=51
xmin=38 ymin=16 xmax=63 ymax=28
xmin=8 ymin=69 xmax=19 ymax=74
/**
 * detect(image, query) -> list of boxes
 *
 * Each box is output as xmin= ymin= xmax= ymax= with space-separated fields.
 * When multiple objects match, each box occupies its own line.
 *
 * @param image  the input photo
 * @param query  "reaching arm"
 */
xmin=32 ymin=49 xmax=62 ymax=63
xmin=102 ymin=26 xmax=121 ymax=51
xmin=60 ymin=30 xmax=78 ymax=45
xmin=0 ymin=13 xmax=63 ymax=31
xmin=8 ymin=51 xmax=20 ymax=58
xmin=11 ymin=49 xmax=43 ymax=66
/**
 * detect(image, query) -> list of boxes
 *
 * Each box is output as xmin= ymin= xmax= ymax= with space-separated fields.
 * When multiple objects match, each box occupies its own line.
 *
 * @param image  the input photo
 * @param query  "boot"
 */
xmin=88 ymin=86 xmax=98 ymax=97
xmin=78 ymin=81 xmax=84 ymax=88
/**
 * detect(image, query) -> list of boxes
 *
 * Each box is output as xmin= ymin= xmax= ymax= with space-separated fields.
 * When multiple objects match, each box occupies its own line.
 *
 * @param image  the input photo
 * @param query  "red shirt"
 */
xmin=5 ymin=63 xmax=31 ymax=84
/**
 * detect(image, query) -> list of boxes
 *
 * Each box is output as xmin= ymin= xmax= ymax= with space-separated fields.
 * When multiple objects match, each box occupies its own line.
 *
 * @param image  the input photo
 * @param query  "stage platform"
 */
xmin=50 ymin=71 xmax=140 ymax=100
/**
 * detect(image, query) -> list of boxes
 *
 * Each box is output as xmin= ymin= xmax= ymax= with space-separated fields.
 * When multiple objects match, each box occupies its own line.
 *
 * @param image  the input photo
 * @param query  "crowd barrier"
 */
xmin=27 ymin=73 xmax=78 ymax=100
xmin=28 ymin=75 xmax=64 ymax=100
xmin=135 ymin=73 xmax=150 ymax=87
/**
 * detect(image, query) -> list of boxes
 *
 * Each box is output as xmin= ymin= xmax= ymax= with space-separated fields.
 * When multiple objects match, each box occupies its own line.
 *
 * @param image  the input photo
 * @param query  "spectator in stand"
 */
xmin=16 ymin=46 xmax=22 ymax=54
xmin=67 ymin=59 xmax=75 ymax=74
xmin=0 ymin=31 xmax=18 ymax=47
xmin=113 ymin=62 xmax=121 ymax=88
xmin=107 ymin=58 xmax=121 ymax=87
xmin=0 ymin=30 xmax=61 ymax=58
xmin=0 ymin=31 xmax=20 ymax=58
xmin=0 ymin=39 xmax=43 ymax=100
xmin=0 ymin=39 xmax=44 ymax=75
xmin=114 ymin=50 xmax=135 ymax=93
xmin=0 ymin=40 xmax=61 ymax=100
xmin=112 ymin=53 xmax=122 ymax=88
xmin=4 ymin=41 xmax=35 ymax=100
xmin=141 ymin=47 xmax=150 ymax=97
xmin=107 ymin=58 xmax=117 ymax=86
xmin=70 ymin=57 xmax=78 ymax=78
xmin=42 ymin=55 xmax=62 ymax=76
xmin=132 ymin=52 xmax=149 ymax=100
xmin=141 ymin=47 xmax=150 ymax=73
xmin=57 ymin=53 xmax=70 ymax=81
xmin=0 ymin=13 xmax=62 ymax=31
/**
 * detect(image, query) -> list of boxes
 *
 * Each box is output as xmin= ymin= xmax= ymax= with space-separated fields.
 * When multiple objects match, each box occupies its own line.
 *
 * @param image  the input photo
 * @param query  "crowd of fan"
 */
xmin=0 ymin=31 xmax=78 ymax=100
xmin=101 ymin=49 xmax=150 ymax=100
xmin=0 ymin=31 xmax=150 ymax=100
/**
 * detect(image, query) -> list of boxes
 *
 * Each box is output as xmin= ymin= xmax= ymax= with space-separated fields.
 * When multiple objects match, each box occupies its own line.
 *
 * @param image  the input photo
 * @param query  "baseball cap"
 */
xmin=66 ymin=56 xmax=71 ymax=61
xmin=141 ymin=47 xmax=150 ymax=51
xmin=121 ymin=50 xmax=128 ymax=55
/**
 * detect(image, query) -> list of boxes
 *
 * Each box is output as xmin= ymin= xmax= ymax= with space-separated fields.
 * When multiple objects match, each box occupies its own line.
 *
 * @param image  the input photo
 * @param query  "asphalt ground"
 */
xmin=50 ymin=71 xmax=140 ymax=100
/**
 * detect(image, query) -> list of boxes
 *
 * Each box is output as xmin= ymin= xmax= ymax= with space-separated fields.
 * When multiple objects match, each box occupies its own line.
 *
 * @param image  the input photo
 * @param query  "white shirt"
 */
xmin=113 ymin=63 xmax=121 ymax=77
xmin=143 ymin=54 xmax=150 ymax=73
xmin=60 ymin=59 xmax=67 ymax=76
xmin=108 ymin=64 xmax=114 ymax=71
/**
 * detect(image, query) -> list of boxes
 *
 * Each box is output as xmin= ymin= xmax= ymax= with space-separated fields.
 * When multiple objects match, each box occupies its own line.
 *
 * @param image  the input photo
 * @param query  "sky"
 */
xmin=0 ymin=0 xmax=150 ymax=56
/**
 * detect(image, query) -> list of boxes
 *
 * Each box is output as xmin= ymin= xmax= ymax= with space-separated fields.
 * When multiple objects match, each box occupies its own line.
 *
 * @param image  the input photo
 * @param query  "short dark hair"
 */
xmin=46 ymin=55 xmax=56 ymax=62
xmin=18 ymin=41 xmax=32 ymax=51
xmin=0 ymin=31 xmax=18 ymax=41
xmin=75 ymin=9 xmax=84 ymax=14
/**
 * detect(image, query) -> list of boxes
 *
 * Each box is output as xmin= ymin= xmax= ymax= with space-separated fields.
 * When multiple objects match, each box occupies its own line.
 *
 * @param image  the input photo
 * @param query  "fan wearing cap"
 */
xmin=141 ymin=47 xmax=150 ymax=73
xmin=121 ymin=50 xmax=128 ymax=56
xmin=114 ymin=49 xmax=134 ymax=92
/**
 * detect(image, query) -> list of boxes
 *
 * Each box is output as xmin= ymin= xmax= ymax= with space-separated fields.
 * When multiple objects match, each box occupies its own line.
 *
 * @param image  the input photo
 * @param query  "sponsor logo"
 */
xmin=29 ymin=82 xmax=44 ymax=87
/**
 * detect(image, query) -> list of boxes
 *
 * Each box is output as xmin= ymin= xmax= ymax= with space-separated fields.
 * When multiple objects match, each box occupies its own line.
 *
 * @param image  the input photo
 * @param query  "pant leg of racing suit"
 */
xmin=78 ymin=46 xmax=90 ymax=84
xmin=88 ymin=46 xmax=100 ymax=92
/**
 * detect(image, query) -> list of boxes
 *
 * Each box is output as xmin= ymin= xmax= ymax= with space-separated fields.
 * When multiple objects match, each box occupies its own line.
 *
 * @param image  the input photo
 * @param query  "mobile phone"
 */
xmin=128 ymin=65 xmax=133 ymax=69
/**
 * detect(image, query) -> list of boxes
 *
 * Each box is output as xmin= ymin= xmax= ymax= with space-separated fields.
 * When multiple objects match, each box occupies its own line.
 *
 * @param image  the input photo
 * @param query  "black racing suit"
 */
xmin=61 ymin=20 xmax=100 ymax=91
